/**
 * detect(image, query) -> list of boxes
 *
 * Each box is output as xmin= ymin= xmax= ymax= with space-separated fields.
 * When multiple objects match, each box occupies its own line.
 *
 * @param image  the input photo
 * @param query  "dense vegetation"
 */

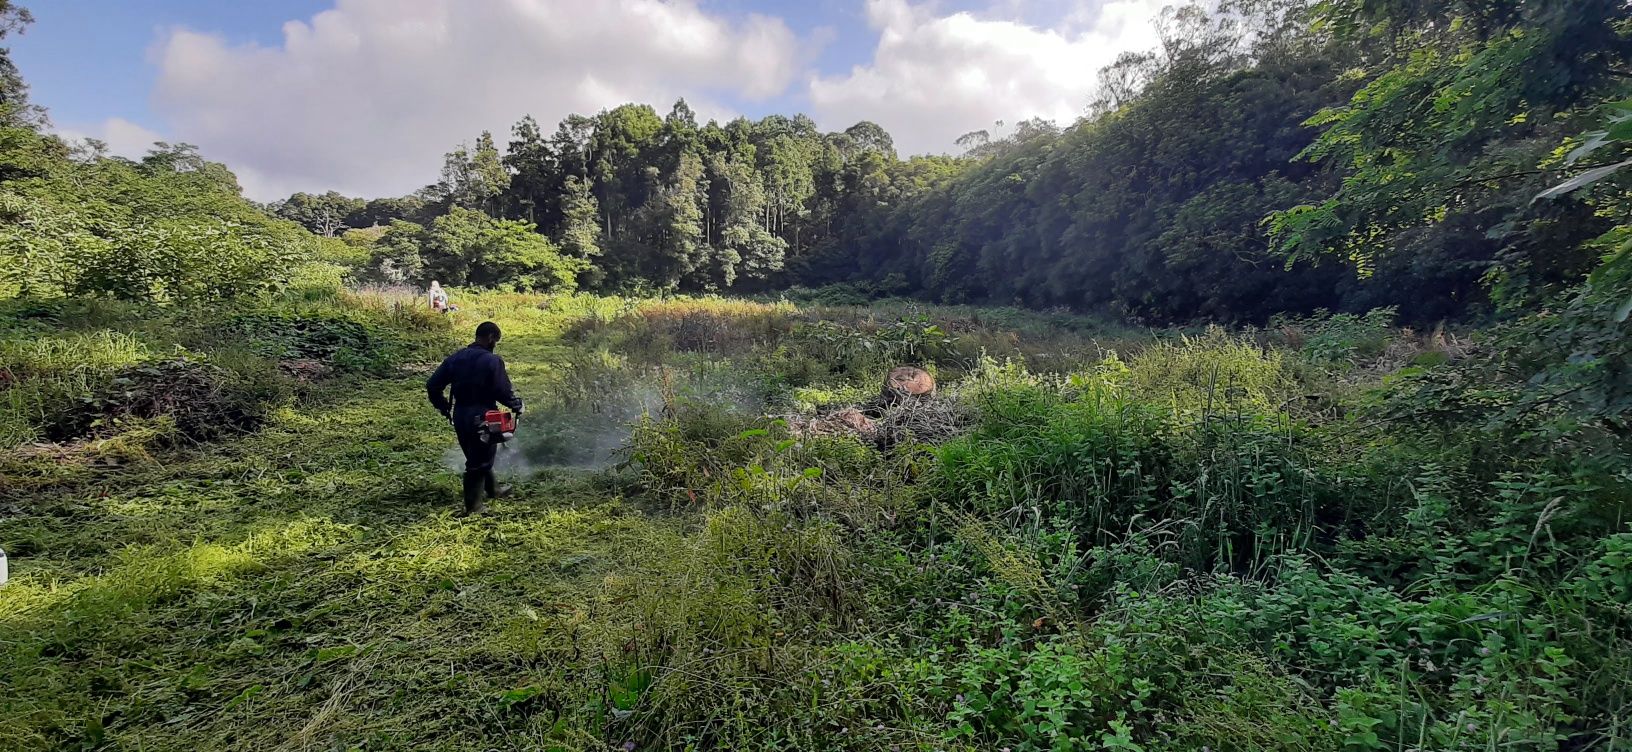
xmin=267 ymin=0 xmax=1632 ymax=325
xmin=5 ymin=293 xmax=1630 ymax=750
xmin=2 ymin=0 xmax=1631 ymax=750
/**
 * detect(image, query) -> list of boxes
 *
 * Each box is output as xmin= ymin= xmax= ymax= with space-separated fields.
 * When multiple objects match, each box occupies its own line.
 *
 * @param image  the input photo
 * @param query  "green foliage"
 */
xmin=1119 ymin=328 xmax=1297 ymax=413
xmin=936 ymin=382 xmax=1358 ymax=572
xmin=1537 ymin=98 xmax=1632 ymax=201
xmin=364 ymin=219 xmax=429 ymax=284
xmin=225 ymin=309 xmax=405 ymax=375
xmin=269 ymin=190 xmax=364 ymax=237
xmin=0 ymin=1 xmax=41 ymax=128
xmin=0 ymin=329 xmax=154 ymax=446
xmin=415 ymin=207 xmax=587 ymax=291
xmin=1271 ymin=0 xmax=1630 ymax=319
xmin=771 ymin=316 xmax=954 ymax=385
xmin=1383 ymin=234 xmax=1632 ymax=453
xmin=782 ymin=1 xmax=1353 ymax=322
xmin=1271 ymin=307 xmax=1398 ymax=365
xmin=5 ymin=292 xmax=1631 ymax=751
xmin=0 ymin=130 xmax=318 ymax=305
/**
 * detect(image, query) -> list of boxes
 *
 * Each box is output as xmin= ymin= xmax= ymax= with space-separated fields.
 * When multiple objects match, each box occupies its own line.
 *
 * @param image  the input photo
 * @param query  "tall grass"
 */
xmin=0 ymin=330 xmax=151 ymax=378
xmin=1120 ymin=327 xmax=1296 ymax=415
xmin=0 ymin=331 xmax=154 ymax=446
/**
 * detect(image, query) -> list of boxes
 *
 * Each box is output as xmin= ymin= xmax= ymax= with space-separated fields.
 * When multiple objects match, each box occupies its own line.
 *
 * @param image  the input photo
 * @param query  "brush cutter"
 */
xmin=479 ymin=409 xmax=518 ymax=444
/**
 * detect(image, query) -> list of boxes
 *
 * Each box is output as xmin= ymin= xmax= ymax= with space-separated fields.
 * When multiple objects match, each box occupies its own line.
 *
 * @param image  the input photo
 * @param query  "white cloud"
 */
xmin=150 ymin=0 xmax=809 ymax=200
xmin=54 ymin=117 xmax=167 ymax=160
xmin=808 ymin=0 xmax=1169 ymax=156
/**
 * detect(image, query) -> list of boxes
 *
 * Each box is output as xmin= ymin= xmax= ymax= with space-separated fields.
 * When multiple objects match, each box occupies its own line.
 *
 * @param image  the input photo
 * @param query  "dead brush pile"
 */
xmin=45 ymin=357 xmax=288 ymax=443
xmin=871 ymin=396 xmax=974 ymax=448
xmin=787 ymin=396 xmax=973 ymax=450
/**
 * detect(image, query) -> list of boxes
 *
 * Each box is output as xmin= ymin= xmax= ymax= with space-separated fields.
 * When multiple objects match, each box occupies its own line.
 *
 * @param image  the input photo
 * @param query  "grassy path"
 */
xmin=1 ymin=304 xmax=663 ymax=750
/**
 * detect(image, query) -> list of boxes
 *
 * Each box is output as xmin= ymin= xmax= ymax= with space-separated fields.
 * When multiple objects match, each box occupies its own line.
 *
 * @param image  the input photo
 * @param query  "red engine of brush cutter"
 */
xmin=481 ymin=409 xmax=517 ymax=443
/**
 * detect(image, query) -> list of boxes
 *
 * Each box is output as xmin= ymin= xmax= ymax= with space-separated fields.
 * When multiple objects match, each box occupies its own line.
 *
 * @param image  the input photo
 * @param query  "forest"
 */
xmin=256 ymin=0 xmax=1631 ymax=324
xmin=3 ymin=0 xmax=1632 ymax=750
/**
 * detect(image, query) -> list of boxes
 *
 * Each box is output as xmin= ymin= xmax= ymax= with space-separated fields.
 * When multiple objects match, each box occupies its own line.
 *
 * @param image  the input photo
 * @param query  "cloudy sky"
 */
xmin=13 ymin=0 xmax=1170 ymax=200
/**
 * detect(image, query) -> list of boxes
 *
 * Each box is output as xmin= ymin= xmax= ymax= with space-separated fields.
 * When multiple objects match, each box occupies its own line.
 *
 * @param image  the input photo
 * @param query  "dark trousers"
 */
xmin=453 ymin=407 xmax=498 ymax=509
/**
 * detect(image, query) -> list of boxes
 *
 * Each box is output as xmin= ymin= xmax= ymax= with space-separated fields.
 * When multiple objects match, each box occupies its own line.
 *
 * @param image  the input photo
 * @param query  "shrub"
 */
xmin=0 ymin=330 xmax=150 ymax=381
xmin=768 ymin=316 xmax=954 ymax=387
xmin=222 ymin=303 xmax=450 ymax=375
xmin=1271 ymin=307 xmax=1399 ymax=365
xmin=589 ymin=504 xmax=864 ymax=748
xmin=565 ymin=296 xmax=797 ymax=361
xmin=936 ymin=379 xmax=1396 ymax=572
xmin=1122 ymin=328 xmax=1295 ymax=414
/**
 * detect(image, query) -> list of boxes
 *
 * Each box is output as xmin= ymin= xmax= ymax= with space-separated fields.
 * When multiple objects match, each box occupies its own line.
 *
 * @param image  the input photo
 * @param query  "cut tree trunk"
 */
xmin=882 ymin=366 xmax=935 ymax=405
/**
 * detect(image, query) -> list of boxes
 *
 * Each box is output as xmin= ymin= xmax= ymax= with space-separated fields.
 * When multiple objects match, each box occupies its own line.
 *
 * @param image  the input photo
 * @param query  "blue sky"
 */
xmin=9 ymin=0 xmax=1169 ymax=199
xmin=14 ymin=1 xmax=331 ymax=135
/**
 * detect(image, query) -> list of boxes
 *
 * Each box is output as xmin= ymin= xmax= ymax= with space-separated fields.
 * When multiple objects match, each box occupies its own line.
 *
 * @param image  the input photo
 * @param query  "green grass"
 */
xmin=2 ymin=292 xmax=1628 ymax=751
xmin=0 ymin=329 xmax=666 ymax=749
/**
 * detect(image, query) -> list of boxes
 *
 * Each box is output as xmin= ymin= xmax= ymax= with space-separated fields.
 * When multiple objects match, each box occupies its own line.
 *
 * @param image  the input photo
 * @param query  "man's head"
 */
xmin=474 ymin=321 xmax=502 ymax=348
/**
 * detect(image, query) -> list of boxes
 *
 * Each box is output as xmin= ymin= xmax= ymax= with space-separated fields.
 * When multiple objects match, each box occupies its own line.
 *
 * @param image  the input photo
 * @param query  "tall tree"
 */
xmin=556 ymin=174 xmax=602 ymax=263
xmin=0 ymin=1 xmax=41 ymax=128
xmin=590 ymin=104 xmax=663 ymax=241
xmin=469 ymin=131 xmax=509 ymax=216
xmin=435 ymin=132 xmax=510 ymax=215
xmin=273 ymin=191 xmax=366 ymax=237
xmin=504 ymin=115 xmax=554 ymax=224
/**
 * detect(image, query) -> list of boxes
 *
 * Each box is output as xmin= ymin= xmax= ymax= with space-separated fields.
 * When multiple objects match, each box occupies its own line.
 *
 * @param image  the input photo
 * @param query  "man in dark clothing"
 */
xmin=426 ymin=321 xmax=524 ymax=515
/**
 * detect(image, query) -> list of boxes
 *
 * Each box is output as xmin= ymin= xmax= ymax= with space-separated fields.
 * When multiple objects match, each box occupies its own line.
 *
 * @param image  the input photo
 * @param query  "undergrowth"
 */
xmin=2 ymin=293 xmax=1628 ymax=751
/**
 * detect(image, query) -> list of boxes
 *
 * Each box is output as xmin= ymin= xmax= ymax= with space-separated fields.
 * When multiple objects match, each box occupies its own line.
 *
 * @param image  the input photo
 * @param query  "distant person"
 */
xmin=426 ymin=321 xmax=524 ymax=516
xmin=428 ymin=281 xmax=450 ymax=313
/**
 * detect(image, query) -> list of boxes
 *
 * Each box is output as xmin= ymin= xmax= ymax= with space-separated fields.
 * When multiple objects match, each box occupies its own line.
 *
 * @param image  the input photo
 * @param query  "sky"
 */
xmin=11 ymin=0 xmax=1172 ymax=200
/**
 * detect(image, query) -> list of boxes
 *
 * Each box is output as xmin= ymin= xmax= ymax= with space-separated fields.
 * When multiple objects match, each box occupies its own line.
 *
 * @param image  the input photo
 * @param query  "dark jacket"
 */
xmin=426 ymin=342 xmax=523 ymax=418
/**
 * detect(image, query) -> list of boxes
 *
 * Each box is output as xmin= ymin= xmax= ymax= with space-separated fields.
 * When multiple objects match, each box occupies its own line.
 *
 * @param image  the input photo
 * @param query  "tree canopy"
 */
xmin=276 ymin=0 xmax=1631 ymax=325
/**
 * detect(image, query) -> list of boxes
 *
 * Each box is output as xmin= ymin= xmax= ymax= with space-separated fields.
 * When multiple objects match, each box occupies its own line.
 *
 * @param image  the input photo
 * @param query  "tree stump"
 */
xmin=882 ymin=366 xmax=935 ymax=405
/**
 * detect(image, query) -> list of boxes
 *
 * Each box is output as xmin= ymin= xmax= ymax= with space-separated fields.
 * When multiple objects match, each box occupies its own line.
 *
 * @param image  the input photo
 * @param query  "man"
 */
xmin=426 ymin=321 xmax=524 ymax=515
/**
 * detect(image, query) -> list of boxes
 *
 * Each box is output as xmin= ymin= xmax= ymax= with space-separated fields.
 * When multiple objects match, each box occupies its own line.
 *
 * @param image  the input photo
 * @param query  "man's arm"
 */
xmin=489 ymin=355 xmax=524 ymax=414
xmin=426 ymin=358 xmax=453 ymax=417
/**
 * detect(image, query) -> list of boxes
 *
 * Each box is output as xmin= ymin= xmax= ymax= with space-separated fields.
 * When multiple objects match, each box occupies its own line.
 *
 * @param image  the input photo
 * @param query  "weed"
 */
xmin=3 ymin=292 xmax=1629 ymax=752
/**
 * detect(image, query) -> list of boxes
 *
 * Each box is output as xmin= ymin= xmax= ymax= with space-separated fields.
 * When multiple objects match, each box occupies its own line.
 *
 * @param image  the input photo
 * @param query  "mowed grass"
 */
xmin=0 ymin=304 xmax=671 ymax=751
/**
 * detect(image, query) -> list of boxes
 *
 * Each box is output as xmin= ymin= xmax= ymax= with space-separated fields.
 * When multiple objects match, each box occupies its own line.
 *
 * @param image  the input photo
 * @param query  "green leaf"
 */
xmin=609 ymin=682 xmax=640 ymax=710
xmin=313 ymin=645 xmax=358 ymax=663
xmin=1535 ymin=158 xmax=1632 ymax=202
xmin=500 ymin=686 xmax=542 ymax=707
xmin=224 ymin=684 xmax=265 ymax=710
xmin=1566 ymin=131 xmax=1612 ymax=164
xmin=83 ymin=716 xmax=105 ymax=746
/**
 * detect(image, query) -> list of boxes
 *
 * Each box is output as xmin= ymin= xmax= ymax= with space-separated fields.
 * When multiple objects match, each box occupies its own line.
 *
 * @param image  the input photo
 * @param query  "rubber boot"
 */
xmin=486 ymin=473 xmax=511 ymax=499
xmin=460 ymin=472 xmax=487 ymax=516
